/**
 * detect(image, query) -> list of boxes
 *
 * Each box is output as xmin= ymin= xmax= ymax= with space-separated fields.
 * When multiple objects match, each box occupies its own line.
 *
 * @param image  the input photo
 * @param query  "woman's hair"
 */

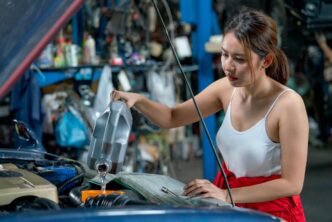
xmin=224 ymin=9 xmax=289 ymax=85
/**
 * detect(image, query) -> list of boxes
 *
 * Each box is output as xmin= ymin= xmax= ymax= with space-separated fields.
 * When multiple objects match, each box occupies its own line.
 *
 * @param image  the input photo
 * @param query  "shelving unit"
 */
xmin=35 ymin=64 xmax=199 ymax=88
xmin=33 ymin=0 xmax=220 ymax=180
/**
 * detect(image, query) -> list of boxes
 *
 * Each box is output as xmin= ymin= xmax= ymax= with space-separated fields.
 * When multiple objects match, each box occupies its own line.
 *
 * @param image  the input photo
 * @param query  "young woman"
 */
xmin=111 ymin=9 xmax=308 ymax=222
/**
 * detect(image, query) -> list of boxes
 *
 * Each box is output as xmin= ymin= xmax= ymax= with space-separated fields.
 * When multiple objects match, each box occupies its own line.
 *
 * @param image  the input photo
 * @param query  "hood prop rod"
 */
xmin=151 ymin=0 xmax=234 ymax=207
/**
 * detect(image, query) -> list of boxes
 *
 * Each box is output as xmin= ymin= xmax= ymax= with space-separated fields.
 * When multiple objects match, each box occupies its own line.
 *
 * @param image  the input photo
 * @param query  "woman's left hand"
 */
xmin=183 ymin=179 xmax=229 ymax=202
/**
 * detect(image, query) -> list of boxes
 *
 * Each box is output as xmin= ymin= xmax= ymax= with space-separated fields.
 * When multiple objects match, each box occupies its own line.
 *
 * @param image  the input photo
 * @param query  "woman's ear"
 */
xmin=262 ymin=53 xmax=273 ymax=69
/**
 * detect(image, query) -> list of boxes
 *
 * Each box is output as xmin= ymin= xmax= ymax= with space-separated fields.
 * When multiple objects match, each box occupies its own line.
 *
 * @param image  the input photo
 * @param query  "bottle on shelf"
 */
xmin=83 ymin=32 xmax=97 ymax=65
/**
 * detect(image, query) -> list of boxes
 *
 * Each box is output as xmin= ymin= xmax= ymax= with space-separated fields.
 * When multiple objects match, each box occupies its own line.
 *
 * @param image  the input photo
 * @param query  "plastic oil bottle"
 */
xmin=87 ymin=101 xmax=132 ymax=177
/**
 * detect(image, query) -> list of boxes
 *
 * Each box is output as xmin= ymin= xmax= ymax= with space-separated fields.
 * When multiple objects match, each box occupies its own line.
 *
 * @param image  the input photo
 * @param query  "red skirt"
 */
xmin=213 ymin=163 xmax=306 ymax=222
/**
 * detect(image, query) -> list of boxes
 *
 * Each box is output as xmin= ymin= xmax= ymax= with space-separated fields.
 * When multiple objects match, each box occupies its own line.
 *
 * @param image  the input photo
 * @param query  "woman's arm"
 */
xmin=183 ymin=91 xmax=309 ymax=203
xmin=112 ymin=78 xmax=227 ymax=129
xmin=316 ymin=33 xmax=332 ymax=63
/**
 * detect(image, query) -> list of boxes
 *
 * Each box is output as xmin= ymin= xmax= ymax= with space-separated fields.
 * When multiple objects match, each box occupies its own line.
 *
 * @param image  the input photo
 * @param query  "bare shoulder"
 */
xmin=210 ymin=77 xmax=234 ymax=109
xmin=278 ymin=89 xmax=305 ymax=109
xmin=275 ymin=88 xmax=307 ymax=120
xmin=208 ymin=77 xmax=231 ymax=89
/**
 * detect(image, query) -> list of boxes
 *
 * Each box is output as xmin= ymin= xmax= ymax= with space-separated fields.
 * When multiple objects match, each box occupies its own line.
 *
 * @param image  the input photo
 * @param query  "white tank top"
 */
xmin=216 ymin=89 xmax=291 ymax=178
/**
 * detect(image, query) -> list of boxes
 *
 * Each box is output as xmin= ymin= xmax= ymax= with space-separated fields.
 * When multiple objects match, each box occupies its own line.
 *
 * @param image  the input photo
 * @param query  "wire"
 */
xmin=151 ymin=0 xmax=234 ymax=207
xmin=160 ymin=0 xmax=175 ymax=42
xmin=160 ymin=0 xmax=174 ymax=74
xmin=58 ymin=172 xmax=85 ymax=194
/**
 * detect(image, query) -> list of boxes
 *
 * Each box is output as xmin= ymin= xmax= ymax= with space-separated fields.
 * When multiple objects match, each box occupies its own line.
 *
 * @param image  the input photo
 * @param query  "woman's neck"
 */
xmin=238 ymin=74 xmax=273 ymax=101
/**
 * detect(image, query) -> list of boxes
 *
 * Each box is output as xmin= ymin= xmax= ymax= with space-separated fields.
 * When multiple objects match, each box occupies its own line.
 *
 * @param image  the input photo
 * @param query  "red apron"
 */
xmin=213 ymin=163 xmax=306 ymax=222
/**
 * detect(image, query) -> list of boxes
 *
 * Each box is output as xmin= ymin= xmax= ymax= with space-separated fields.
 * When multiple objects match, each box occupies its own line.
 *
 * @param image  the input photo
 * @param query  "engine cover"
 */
xmin=0 ymin=163 xmax=58 ymax=206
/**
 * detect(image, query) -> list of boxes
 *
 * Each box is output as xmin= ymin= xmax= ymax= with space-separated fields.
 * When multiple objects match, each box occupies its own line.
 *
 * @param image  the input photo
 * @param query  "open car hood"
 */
xmin=0 ymin=0 xmax=83 ymax=99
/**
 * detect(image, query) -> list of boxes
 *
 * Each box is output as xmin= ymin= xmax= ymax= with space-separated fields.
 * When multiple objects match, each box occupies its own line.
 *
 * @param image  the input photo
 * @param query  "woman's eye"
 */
xmin=235 ymin=57 xmax=245 ymax=63
xmin=221 ymin=53 xmax=228 ymax=58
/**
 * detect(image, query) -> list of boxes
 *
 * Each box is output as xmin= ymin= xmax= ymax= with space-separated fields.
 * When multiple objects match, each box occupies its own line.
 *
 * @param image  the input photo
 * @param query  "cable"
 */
xmin=151 ymin=0 xmax=234 ymax=207
xmin=58 ymin=172 xmax=85 ymax=195
xmin=27 ymin=149 xmax=86 ymax=172
xmin=159 ymin=0 xmax=175 ymax=74
xmin=19 ymin=149 xmax=87 ymax=195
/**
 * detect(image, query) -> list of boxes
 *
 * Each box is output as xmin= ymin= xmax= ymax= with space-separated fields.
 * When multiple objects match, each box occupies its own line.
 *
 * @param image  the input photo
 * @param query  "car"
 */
xmin=0 ymin=1 xmax=282 ymax=221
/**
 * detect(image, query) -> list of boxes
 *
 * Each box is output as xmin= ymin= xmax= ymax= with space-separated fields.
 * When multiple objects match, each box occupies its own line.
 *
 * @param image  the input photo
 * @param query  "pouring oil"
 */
xmin=96 ymin=161 xmax=110 ymax=194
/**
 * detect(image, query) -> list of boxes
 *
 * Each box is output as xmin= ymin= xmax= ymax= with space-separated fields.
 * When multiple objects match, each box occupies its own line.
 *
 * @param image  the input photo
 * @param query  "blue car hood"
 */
xmin=0 ymin=0 xmax=83 ymax=99
xmin=0 ymin=205 xmax=281 ymax=222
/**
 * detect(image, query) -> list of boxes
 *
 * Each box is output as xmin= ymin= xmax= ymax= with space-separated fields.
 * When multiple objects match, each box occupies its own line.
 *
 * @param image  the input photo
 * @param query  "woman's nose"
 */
xmin=222 ymin=58 xmax=235 ymax=73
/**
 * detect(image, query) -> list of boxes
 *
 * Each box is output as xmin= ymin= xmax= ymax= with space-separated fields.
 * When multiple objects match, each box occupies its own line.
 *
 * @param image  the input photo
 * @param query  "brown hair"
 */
xmin=224 ymin=9 xmax=289 ymax=85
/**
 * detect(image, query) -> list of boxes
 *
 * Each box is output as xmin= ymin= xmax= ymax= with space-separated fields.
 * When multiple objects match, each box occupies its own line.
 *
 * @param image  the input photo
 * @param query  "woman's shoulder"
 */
xmin=211 ymin=77 xmax=233 ymax=92
xmin=210 ymin=77 xmax=234 ymax=109
xmin=278 ymin=87 xmax=303 ymax=102
xmin=273 ymin=86 xmax=306 ymax=114
xmin=271 ymin=86 xmax=309 ymax=135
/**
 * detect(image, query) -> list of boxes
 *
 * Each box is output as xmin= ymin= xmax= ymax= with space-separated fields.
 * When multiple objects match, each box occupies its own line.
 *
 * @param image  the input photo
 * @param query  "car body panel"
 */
xmin=0 ymin=0 xmax=83 ymax=99
xmin=0 ymin=206 xmax=281 ymax=222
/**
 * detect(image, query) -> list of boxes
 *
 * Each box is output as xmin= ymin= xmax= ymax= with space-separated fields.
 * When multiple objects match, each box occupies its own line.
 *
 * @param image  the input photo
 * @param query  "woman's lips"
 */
xmin=228 ymin=75 xmax=238 ymax=81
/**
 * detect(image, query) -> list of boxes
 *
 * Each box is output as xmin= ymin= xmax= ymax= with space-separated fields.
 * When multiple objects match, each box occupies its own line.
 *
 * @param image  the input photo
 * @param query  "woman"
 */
xmin=111 ymin=9 xmax=308 ymax=221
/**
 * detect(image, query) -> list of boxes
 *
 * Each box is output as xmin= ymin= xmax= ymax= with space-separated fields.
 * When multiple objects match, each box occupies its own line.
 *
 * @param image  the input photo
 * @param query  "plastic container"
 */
xmin=83 ymin=34 xmax=97 ymax=64
xmin=87 ymin=101 xmax=132 ymax=174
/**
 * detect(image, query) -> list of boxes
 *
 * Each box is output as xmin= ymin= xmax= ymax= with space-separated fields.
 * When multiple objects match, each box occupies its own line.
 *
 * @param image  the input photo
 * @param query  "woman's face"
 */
xmin=221 ymin=32 xmax=263 ymax=87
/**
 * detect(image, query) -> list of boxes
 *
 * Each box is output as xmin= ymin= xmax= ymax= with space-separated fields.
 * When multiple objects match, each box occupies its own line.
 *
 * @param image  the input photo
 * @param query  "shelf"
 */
xmin=34 ymin=64 xmax=199 ymax=88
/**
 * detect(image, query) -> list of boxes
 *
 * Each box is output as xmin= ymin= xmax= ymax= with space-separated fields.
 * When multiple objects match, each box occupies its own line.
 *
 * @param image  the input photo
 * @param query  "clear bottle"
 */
xmin=87 ymin=101 xmax=132 ymax=174
xmin=83 ymin=33 xmax=96 ymax=64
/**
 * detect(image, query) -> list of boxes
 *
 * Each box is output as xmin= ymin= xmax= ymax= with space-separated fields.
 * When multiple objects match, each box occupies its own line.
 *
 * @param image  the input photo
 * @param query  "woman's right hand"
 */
xmin=315 ymin=32 xmax=327 ymax=47
xmin=110 ymin=90 xmax=142 ymax=108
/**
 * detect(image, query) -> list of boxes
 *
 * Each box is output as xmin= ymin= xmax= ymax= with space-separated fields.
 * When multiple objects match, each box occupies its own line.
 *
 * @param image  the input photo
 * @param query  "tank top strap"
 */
xmin=264 ymin=89 xmax=293 ymax=119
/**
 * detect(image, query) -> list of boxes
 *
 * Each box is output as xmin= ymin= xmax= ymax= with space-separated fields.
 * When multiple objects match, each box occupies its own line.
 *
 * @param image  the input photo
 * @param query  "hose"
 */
xmin=83 ymin=194 xmax=152 ymax=208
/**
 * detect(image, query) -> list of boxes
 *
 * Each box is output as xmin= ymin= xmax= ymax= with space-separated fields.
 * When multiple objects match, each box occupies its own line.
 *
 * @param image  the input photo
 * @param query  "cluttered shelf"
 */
xmin=2 ymin=0 xmax=206 ymax=182
xmin=34 ymin=63 xmax=199 ymax=88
